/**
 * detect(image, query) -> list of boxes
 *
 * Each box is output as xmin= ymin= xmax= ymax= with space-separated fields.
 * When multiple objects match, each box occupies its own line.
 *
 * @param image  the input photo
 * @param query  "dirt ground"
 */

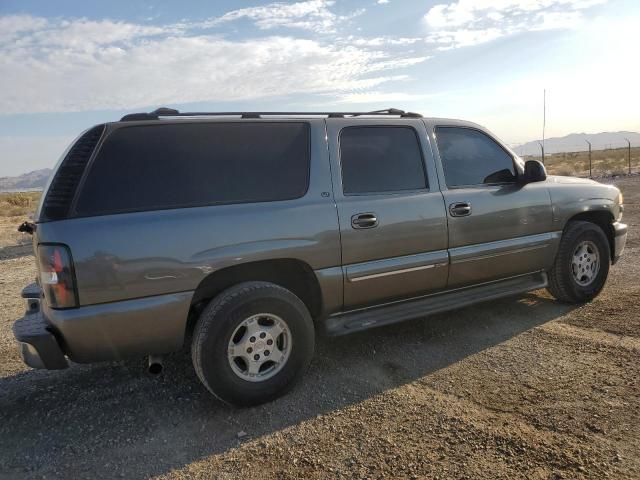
xmin=1 ymin=177 xmax=639 ymax=480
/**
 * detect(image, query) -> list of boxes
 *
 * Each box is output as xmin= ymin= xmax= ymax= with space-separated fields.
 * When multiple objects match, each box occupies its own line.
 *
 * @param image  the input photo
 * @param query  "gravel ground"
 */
xmin=1 ymin=176 xmax=639 ymax=480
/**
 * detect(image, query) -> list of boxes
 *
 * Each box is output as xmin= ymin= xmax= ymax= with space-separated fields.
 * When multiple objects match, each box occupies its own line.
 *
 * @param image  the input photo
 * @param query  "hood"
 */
xmin=546 ymin=175 xmax=600 ymax=185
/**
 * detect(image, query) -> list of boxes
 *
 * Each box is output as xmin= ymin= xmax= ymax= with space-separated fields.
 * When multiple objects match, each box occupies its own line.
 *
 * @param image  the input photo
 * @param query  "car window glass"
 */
xmin=75 ymin=122 xmax=310 ymax=215
xmin=340 ymin=126 xmax=427 ymax=194
xmin=435 ymin=127 xmax=516 ymax=187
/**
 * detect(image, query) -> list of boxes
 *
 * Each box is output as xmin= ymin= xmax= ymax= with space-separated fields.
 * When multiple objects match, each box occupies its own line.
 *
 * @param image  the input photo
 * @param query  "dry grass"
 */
xmin=0 ymin=192 xmax=41 ymax=218
xmin=526 ymin=146 xmax=640 ymax=177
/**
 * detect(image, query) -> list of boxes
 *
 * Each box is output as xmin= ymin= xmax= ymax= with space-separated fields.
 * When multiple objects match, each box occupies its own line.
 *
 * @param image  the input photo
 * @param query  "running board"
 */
xmin=323 ymin=272 xmax=548 ymax=336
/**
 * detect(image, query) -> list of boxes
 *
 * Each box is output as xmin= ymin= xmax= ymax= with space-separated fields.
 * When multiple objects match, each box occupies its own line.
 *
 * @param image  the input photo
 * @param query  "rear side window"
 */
xmin=75 ymin=122 xmax=310 ymax=216
xmin=340 ymin=126 xmax=427 ymax=195
xmin=435 ymin=127 xmax=516 ymax=187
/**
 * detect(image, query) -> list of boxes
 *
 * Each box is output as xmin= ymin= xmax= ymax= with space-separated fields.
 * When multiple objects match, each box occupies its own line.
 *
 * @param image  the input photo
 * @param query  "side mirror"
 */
xmin=522 ymin=160 xmax=547 ymax=183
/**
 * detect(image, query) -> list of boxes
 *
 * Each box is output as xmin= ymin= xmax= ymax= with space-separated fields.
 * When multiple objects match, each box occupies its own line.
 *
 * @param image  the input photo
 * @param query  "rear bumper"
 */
xmin=13 ymin=283 xmax=193 ymax=369
xmin=612 ymin=222 xmax=628 ymax=265
xmin=13 ymin=284 xmax=68 ymax=370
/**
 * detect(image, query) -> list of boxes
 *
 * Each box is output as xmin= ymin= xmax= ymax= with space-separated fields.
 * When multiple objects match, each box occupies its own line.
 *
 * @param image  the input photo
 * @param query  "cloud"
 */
xmin=424 ymin=0 xmax=607 ymax=49
xmin=427 ymin=27 xmax=503 ymax=49
xmin=346 ymin=36 xmax=422 ymax=47
xmin=14 ymin=19 xmax=170 ymax=50
xmin=198 ymin=0 xmax=361 ymax=33
xmin=332 ymin=90 xmax=436 ymax=104
xmin=0 ymin=14 xmax=48 ymax=44
xmin=377 ymin=0 xmax=390 ymax=4
xmin=0 ymin=13 xmax=427 ymax=114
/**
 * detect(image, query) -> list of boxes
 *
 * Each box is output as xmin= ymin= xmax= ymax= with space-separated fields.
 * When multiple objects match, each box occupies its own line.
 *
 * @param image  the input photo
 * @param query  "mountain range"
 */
xmin=513 ymin=131 xmax=640 ymax=156
xmin=0 ymin=168 xmax=52 ymax=193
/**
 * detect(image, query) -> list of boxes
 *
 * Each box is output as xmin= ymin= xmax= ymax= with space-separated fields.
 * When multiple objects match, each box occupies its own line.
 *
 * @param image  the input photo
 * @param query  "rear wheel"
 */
xmin=191 ymin=281 xmax=314 ymax=406
xmin=547 ymin=221 xmax=610 ymax=303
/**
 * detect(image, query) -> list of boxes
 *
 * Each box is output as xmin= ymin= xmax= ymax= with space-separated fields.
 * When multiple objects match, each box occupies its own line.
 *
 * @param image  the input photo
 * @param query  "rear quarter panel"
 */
xmin=34 ymin=119 xmax=341 ymax=308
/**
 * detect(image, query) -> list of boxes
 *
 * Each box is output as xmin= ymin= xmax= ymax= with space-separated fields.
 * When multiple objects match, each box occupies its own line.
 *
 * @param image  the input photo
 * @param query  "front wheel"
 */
xmin=191 ymin=281 xmax=315 ymax=406
xmin=547 ymin=221 xmax=610 ymax=303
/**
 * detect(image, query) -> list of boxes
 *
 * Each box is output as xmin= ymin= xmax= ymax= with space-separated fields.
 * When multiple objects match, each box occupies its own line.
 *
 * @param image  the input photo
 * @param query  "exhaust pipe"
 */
xmin=148 ymin=355 xmax=164 ymax=375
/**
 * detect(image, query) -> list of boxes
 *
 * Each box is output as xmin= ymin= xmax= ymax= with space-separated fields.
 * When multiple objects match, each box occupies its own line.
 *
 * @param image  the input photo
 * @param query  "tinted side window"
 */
xmin=435 ymin=127 xmax=516 ymax=187
xmin=340 ymin=126 xmax=427 ymax=195
xmin=75 ymin=122 xmax=310 ymax=215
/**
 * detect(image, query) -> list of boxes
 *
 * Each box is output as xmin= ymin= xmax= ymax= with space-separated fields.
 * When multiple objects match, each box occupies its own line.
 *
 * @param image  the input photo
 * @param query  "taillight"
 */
xmin=37 ymin=244 xmax=78 ymax=309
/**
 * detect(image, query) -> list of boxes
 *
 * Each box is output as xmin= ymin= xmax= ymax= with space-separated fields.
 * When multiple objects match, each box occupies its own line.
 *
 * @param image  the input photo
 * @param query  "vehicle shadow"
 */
xmin=0 ymin=291 xmax=575 ymax=479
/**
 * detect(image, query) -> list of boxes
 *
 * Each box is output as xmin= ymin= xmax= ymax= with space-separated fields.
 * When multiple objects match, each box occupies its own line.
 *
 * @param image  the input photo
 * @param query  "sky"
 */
xmin=1 ymin=0 xmax=639 ymax=176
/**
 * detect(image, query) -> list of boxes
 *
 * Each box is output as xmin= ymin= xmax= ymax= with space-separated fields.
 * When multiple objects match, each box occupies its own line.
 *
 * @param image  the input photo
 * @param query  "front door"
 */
xmin=429 ymin=124 xmax=554 ymax=288
xmin=327 ymin=119 xmax=449 ymax=310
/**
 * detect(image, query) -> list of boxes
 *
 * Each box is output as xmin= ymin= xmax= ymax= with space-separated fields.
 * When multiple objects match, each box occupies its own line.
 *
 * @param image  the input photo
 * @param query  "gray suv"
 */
xmin=13 ymin=108 xmax=627 ymax=406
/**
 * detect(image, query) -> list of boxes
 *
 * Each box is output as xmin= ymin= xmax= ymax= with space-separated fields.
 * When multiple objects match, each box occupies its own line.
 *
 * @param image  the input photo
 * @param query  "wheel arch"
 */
xmin=187 ymin=258 xmax=323 ymax=335
xmin=565 ymin=211 xmax=615 ymax=261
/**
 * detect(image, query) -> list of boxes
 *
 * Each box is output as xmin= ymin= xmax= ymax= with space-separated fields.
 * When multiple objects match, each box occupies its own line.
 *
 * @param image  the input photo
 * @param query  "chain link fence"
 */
xmin=510 ymin=140 xmax=640 ymax=178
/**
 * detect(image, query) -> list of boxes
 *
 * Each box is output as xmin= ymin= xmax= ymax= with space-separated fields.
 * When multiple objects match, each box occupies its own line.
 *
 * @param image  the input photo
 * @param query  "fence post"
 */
xmin=585 ymin=140 xmax=592 ymax=178
xmin=625 ymin=138 xmax=631 ymax=174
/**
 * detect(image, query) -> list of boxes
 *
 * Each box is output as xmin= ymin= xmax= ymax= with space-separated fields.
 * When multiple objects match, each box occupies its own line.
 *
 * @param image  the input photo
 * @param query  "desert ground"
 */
xmin=0 ymin=176 xmax=639 ymax=479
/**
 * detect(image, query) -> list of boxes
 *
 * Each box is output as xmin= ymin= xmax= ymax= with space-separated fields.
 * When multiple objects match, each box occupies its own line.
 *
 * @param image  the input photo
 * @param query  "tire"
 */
xmin=547 ymin=221 xmax=610 ymax=304
xmin=191 ymin=281 xmax=315 ymax=406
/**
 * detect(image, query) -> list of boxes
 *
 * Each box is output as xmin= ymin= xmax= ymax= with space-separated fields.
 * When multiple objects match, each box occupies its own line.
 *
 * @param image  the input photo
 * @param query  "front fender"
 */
xmin=547 ymin=181 xmax=621 ymax=228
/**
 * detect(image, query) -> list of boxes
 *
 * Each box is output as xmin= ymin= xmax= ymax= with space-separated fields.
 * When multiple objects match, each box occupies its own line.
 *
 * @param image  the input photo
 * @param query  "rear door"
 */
xmin=427 ymin=122 xmax=554 ymax=288
xmin=327 ymin=118 xmax=449 ymax=310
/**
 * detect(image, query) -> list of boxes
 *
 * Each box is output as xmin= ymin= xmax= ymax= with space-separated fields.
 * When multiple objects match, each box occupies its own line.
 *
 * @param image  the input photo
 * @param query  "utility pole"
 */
xmin=585 ymin=139 xmax=592 ymax=178
xmin=625 ymin=138 xmax=631 ymax=174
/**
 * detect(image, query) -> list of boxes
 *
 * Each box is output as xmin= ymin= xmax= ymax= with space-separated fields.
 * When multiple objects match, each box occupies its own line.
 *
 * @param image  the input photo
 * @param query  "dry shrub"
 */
xmin=0 ymin=192 xmax=41 ymax=217
xmin=4 ymin=193 xmax=32 ymax=207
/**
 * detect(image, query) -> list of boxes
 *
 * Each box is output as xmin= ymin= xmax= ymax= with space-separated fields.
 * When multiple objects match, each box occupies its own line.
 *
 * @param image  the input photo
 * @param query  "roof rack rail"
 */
xmin=120 ymin=107 xmax=422 ymax=121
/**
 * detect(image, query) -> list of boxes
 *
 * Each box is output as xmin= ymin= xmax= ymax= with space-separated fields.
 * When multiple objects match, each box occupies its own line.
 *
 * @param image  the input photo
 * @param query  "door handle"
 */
xmin=449 ymin=202 xmax=472 ymax=217
xmin=351 ymin=213 xmax=378 ymax=229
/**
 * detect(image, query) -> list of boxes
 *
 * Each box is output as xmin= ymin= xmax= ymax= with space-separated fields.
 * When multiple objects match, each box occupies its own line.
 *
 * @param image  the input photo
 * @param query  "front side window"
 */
xmin=75 ymin=122 xmax=310 ymax=216
xmin=435 ymin=127 xmax=516 ymax=187
xmin=340 ymin=126 xmax=427 ymax=195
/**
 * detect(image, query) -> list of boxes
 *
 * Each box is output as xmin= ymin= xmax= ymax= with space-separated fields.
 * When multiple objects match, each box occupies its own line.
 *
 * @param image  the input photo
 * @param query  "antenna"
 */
xmin=538 ymin=141 xmax=545 ymax=164
xmin=542 ymin=89 xmax=546 ymax=160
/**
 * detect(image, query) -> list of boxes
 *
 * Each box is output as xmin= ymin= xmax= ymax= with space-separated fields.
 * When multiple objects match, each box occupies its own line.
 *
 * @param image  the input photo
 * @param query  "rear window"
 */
xmin=75 ymin=122 xmax=310 ymax=216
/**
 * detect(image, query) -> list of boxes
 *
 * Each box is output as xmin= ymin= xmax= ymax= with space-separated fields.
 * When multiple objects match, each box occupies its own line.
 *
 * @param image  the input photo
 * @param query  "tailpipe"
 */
xmin=148 ymin=355 xmax=164 ymax=375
